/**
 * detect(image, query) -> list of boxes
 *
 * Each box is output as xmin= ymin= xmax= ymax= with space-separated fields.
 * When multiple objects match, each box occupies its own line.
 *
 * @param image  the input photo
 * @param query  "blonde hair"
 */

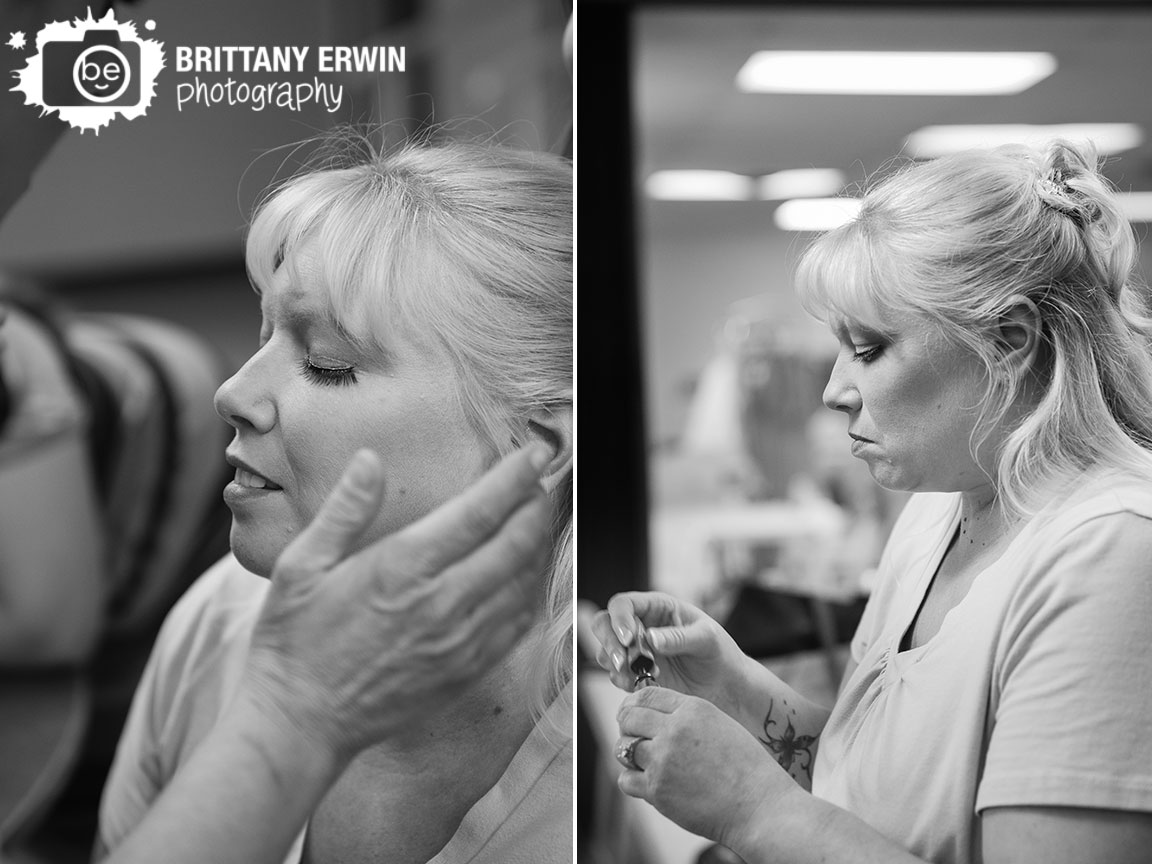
xmin=245 ymin=136 xmax=572 ymax=720
xmin=796 ymin=140 xmax=1152 ymax=516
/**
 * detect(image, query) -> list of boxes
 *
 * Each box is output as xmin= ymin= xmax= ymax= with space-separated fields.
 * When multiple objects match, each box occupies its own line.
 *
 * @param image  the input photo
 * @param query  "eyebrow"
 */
xmin=831 ymin=318 xmax=894 ymax=343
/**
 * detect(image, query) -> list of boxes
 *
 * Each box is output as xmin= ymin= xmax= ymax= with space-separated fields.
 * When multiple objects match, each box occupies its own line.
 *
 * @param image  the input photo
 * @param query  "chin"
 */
xmin=228 ymin=522 xmax=285 ymax=578
xmin=864 ymin=462 xmax=916 ymax=493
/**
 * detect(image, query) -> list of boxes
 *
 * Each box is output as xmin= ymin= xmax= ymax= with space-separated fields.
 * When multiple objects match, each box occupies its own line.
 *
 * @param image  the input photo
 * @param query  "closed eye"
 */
xmin=299 ymin=356 xmax=358 ymax=386
xmin=852 ymin=345 xmax=883 ymax=364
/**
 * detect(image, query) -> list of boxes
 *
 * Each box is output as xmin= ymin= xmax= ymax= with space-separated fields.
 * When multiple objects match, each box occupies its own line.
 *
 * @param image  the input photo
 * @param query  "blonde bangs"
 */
xmin=795 ymin=217 xmax=898 ymax=330
xmin=245 ymin=166 xmax=456 ymax=354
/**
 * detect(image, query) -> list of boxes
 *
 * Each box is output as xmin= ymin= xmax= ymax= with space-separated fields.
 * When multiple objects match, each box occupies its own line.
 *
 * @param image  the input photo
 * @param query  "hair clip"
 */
xmin=1038 ymin=168 xmax=1097 ymax=228
xmin=1038 ymin=168 xmax=1070 ymax=200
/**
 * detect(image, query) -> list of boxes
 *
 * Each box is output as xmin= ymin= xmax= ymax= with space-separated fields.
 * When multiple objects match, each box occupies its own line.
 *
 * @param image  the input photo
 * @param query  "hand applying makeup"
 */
xmin=591 ymin=592 xmax=754 ymax=711
xmin=592 ymin=592 xmax=833 ymax=793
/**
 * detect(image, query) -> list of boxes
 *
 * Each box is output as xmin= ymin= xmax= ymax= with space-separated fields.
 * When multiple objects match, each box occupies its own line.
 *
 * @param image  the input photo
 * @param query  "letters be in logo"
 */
xmin=10 ymin=9 xmax=164 ymax=133
xmin=42 ymin=29 xmax=140 ymax=106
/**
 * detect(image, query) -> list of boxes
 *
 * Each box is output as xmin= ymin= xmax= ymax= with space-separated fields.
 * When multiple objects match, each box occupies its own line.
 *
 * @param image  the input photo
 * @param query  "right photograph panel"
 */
xmin=578 ymin=5 xmax=1152 ymax=864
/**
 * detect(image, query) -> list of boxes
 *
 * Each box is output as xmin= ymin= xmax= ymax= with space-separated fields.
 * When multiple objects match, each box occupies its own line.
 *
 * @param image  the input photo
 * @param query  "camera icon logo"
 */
xmin=43 ymin=29 xmax=140 ymax=107
xmin=10 ymin=8 xmax=164 ymax=134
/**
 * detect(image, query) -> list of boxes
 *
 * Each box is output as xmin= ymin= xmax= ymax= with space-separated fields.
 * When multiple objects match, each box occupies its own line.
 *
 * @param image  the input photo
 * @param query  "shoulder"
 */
xmin=1048 ymin=467 xmax=1152 ymax=524
xmin=996 ymin=469 xmax=1152 ymax=680
xmin=98 ymin=554 xmax=268 ymax=851
xmin=138 ymin=553 xmax=268 ymax=763
xmin=980 ymin=471 xmax=1152 ymax=815
xmin=1020 ymin=469 xmax=1152 ymax=585
xmin=151 ymin=552 xmax=268 ymax=672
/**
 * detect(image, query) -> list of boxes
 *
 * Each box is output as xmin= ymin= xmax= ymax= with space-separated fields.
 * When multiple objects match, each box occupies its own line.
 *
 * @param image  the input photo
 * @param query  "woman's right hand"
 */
xmin=591 ymin=592 xmax=750 ymax=711
xmin=238 ymin=444 xmax=553 ymax=765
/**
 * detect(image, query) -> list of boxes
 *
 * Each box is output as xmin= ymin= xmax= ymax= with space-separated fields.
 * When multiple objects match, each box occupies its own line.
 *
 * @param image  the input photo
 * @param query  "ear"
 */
xmin=522 ymin=405 xmax=572 ymax=493
xmin=997 ymin=297 xmax=1043 ymax=374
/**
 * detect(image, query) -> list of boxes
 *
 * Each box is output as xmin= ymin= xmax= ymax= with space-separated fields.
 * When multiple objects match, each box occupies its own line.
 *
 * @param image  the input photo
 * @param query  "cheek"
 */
xmin=287 ymin=439 xmax=356 ymax=526
xmin=282 ymin=388 xmax=492 ymax=541
xmin=277 ymin=392 xmax=357 ymax=523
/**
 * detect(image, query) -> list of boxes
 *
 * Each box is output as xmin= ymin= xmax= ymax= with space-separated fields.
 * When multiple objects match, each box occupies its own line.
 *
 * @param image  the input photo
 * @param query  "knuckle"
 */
xmin=594 ymin=647 xmax=610 ymax=670
xmin=590 ymin=610 xmax=612 ymax=640
xmin=631 ymin=685 xmax=657 ymax=707
xmin=606 ymin=593 xmax=634 ymax=618
xmin=503 ymin=518 xmax=546 ymax=564
xmin=459 ymin=502 xmax=501 ymax=542
xmin=389 ymin=533 xmax=440 ymax=577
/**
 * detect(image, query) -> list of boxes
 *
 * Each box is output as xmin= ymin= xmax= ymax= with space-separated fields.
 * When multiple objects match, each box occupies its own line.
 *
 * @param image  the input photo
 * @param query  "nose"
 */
xmin=822 ymin=354 xmax=862 ymax=414
xmin=214 ymin=350 xmax=277 ymax=434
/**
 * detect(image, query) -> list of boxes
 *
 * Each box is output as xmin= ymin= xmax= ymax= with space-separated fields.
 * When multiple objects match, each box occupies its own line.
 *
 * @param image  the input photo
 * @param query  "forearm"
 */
xmin=102 ymin=695 xmax=347 ymax=864
xmin=731 ymin=788 xmax=927 ymax=864
xmin=722 ymin=659 xmax=831 ymax=791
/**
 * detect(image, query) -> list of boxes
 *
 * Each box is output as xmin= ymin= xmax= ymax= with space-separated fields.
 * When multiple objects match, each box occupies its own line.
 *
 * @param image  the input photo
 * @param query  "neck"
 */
xmin=299 ymin=625 xmax=550 ymax=864
xmin=955 ymin=484 xmax=1015 ymax=549
xmin=358 ymin=621 xmax=542 ymax=769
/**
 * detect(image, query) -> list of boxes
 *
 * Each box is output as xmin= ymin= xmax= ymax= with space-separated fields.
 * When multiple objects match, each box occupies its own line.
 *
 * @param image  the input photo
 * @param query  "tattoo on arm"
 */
xmin=757 ymin=697 xmax=818 ymax=785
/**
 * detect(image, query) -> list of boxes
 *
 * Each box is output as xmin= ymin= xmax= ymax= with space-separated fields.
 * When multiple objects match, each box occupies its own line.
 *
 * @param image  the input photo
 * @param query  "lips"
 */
xmin=226 ymin=453 xmax=283 ymax=491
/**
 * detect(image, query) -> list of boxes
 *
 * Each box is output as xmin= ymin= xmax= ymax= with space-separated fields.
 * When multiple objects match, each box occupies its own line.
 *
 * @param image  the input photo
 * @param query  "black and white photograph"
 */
xmin=0 ymin=1 xmax=571 ymax=862
xmin=578 ymin=3 xmax=1152 ymax=864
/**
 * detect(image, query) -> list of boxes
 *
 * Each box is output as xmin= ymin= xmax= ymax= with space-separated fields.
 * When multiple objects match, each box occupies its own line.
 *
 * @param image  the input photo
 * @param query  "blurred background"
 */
xmin=578 ymin=3 xmax=1152 ymax=863
xmin=0 ymin=0 xmax=570 ymax=860
xmin=2 ymin=0 xmax=571 ymax=371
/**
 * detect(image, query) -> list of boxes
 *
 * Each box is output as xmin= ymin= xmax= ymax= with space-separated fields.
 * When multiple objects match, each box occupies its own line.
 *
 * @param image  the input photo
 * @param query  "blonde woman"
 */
xmin=98 ymin=139 xmax=573 ymax=864
xmin=595 ymin=140 xmax=1152 ymax=863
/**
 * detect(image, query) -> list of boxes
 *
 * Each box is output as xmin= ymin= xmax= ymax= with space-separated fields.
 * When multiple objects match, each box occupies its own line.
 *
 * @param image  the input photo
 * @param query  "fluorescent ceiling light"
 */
xmin=1117 ymin=192 xmax=1152 ymax=222
xmin=774 ymin=198 xmax=862 ymax=232
xmin=759 ymin=168 xmax=846 ymax=200
xmin=737 ymin=51 xmax=1056 ymax=95
xmin=647 ymin=168 xmax=846 ymax=201
xmin=645 ymin=170 xmax=755 ymax=201
xmin=905 ymin=123 xmax=1144 ymax=157
xmin=770 ymin=191 xmax=1152 ymax=230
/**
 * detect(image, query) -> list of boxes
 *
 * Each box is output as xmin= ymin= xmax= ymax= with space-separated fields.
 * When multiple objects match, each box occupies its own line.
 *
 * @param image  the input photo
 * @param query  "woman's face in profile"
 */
xmin=820 ymin=304 xmax=991 ymax=495
xmin=214 ymin=247 xmax=491 ymax=576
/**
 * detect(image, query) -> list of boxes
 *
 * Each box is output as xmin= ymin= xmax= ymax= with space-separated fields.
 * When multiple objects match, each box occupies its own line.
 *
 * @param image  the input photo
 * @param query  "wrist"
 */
xmin=709 ymin=651 xmax=759 ymax=717
xmin=226 ymin=675 xmax=353 ymax=781
xmin=724 ymin=781 xmax=813 ymax=864
xmin=722 ymin=655 xmax=774 ymax=727
xmin=715 ymin=758 xmax=806 ymax=862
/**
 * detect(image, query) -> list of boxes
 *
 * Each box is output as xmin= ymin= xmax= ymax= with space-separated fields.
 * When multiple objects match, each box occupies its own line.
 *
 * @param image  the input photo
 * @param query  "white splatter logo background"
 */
xmin=10 ymin=8 xmax=164 ymax=134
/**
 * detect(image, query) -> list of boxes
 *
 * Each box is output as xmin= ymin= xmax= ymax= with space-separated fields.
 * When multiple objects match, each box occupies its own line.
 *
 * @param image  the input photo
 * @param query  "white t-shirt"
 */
xmin=812 ymin=469 xmax=1152 ymax=864
xmin=98 ymin=553 xmax=573 ymax=864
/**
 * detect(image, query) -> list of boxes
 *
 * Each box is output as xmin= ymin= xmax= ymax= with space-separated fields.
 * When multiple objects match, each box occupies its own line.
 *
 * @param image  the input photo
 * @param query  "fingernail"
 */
xmin=349 ymin=450 xmax=379 ymax=491
xmin=528 ymin=444 xmax=551 ymax=472
xmin=611 ymin=652 xmax=624 ymax=672
xmin=616 ymin=627 xmax=633 ymax=647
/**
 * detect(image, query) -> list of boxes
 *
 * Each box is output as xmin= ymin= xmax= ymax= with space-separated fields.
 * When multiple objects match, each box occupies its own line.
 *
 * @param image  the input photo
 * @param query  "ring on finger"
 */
xmin=615 ymin=735 xmax=648 ymax=771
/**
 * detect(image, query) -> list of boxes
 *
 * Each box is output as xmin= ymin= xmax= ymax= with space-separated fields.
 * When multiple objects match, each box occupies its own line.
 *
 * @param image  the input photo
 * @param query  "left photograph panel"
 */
xmin=0 ymin=1 xmax=573 ymax=862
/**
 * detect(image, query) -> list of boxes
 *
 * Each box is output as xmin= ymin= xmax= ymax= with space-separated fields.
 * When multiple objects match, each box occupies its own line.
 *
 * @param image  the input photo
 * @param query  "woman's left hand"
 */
xmin=615 ymin=687 xmax=796 ymax=851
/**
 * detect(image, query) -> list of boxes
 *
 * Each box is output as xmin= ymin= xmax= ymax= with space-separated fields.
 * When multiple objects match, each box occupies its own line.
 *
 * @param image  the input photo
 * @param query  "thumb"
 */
xmin=276 ymin=449 xmax=385 ymax=579
xmin=645 ymin=620 xmax=713 ymax=657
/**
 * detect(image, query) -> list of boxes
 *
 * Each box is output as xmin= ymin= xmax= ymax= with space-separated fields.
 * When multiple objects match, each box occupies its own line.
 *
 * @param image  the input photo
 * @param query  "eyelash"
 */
xmin=299 ymin=357 xmax=358 ymax=386
xmin=852 ymin=345 xmax=883 ymax=364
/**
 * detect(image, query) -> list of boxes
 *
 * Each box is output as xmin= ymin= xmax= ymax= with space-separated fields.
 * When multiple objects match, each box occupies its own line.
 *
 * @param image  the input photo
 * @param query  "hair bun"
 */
xmin=1037 ymin=145 xmax=1102 ymax=228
